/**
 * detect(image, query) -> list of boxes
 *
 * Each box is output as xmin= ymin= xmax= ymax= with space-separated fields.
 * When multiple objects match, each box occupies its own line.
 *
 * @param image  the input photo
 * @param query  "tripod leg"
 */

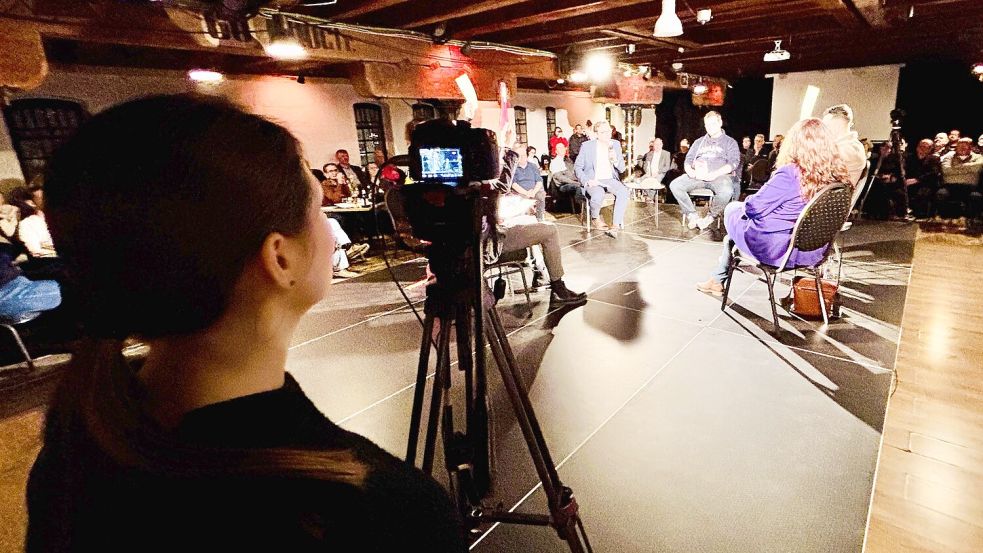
xmin=423 ymin=318 xmax=454 ymax=475
xmin=406 ymin=312 xmax=436 ymax=464
xmin=483 ymin=307 xmax=590 ymax=553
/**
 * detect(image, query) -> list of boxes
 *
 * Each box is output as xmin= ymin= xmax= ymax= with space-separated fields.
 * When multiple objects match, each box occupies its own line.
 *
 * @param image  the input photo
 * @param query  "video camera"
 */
xmin=401 ymin=118 xmax=501 ymax=266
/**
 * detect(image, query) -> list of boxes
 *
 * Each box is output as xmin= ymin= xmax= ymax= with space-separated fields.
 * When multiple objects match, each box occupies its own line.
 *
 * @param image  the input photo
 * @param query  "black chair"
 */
xmin=484 ymin=248 xmax=533 ymax=306
xmin=746 ymin=158 xmax=771 ymax=195
xmin=383 ymin=188 xmax=429 ymax=255
xmin=720 ymin=182 xmax=854 ymax=334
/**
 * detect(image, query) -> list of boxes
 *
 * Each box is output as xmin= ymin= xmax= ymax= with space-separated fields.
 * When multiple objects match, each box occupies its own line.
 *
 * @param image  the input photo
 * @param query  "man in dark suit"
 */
xmin=574 ymin=120 xmax=628 ymax=233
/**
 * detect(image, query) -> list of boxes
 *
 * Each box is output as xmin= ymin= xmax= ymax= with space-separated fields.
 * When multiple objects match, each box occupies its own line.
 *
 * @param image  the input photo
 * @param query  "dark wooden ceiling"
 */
xmin=290 ymin=0 xmax=983 ymax=79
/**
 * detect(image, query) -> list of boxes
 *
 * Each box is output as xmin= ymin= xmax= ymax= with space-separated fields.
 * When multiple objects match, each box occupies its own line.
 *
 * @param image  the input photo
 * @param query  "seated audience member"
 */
xmin=0 ymin=249 xmax=61 ymax=323
xmin=11 ymin=184 xmax=56 ymax=259
xmin=662 ymin=138 xmax=691 ymax=189
xmin=976 ymin=133 xmax=983 ymax=154
xmin=740 ymin=136 xmax=752 ymax=156
xmin=641 ymin=138 xmax=671 ymax=200
xmin=938 ymin=137 xmax=983 ymax=220
xmin=947 ymin=129 xmax=961 ymax=153
xmin=0 ymin=191 xmax=19 ymax=252
xmin=28 ymin=94 xmax=466 ymax=551
xmin=767 ymin=134 xmax=784 ymax=169
xmin=494 ymin=148 xmax=586 ymax=302
xmin=366 ymin=162 xmax=380 ymax=184
xmin=743 ymin=134 xmax=770 ymax=184
xmin=668 ymin=111 xmax=741 ymax=230
xmin=904 ymin=139 xmax=944 ymax=218
xmin=568 ymin=123 xmax=588 ymax=162
xmin=510 ymin=143 xmax=546 ymax=221
xmin=933 ymin=132 xmax=949 ymax=157
xmin=319 ymin=163 xmax=351 ymax=206
xmin=548 ymin=127 xmax=569 ymax=158
xmin=574 ymin=120 xmax=629 ymax=233
xmin=697 ymin=118 xmax=850 ymax=296
xmin=335 ymin=148 xmax=370 ymax=196
xmin=373 ymin=147 xmax=387 ymax=168
xmin=526 ymin=146 xmax=542 ymax=172
xmin=821 ymin=104 xmax=867 ymax=186
xmin=548 ymin=142 xmax=584 ymax=210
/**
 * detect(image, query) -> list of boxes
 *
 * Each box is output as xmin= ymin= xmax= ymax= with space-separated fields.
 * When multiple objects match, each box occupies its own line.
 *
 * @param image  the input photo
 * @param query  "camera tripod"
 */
xmin=405 ymin=262 xmax=593 ymax=553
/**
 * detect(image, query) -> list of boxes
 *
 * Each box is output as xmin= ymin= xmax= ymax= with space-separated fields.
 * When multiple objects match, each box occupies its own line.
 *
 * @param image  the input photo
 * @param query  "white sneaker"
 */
xmin=696 ymin=214 xmax=715 ymax=230
xmin=685 ymin=213 xmax=699 ymax=229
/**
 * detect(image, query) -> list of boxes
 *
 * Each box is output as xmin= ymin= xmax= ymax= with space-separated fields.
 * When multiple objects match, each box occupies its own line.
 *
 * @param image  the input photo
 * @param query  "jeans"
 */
xmin=499 ymin=216 xmax=564 ymax=280
xmin=711 ymin=236 xmax=737 ymax=285
xmin=0 ymin=276 xmax=61 ymax=323
xmin=669 ymin=174 xmax=735 ymax=217
xmin=585 ymin=179 xmax=629 ymax=227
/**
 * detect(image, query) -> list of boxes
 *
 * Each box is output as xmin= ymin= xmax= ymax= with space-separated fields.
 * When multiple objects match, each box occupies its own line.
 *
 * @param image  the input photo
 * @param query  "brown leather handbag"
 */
xmin=789 ymin=276 xmax=840 ymax=319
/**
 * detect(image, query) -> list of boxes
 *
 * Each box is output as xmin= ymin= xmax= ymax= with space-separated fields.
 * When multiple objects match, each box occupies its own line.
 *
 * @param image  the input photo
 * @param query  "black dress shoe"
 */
xmin=530 ymin=270 xmax=545 ymax=290
xmin=550 ymin=279 xmax=587 ymax=304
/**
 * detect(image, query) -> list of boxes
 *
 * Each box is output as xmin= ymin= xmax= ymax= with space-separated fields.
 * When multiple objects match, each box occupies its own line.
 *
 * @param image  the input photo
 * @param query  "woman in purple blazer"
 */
xmin=697 ymin=118 xmax=851 ymax=296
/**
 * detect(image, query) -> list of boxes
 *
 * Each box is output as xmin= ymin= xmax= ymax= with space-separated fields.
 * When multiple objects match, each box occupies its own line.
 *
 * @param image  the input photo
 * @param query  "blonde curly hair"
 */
xmin=775 ymin=117 xmax=851 ymax=200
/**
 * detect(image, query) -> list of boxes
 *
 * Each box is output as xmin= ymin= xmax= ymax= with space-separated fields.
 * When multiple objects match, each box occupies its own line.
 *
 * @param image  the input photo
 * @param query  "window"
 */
xmin=353 ymin=103 xmax=387 ymax=167
xmin=514 ymin=106 xmax=527 ymax=146
xmin=545 ymin=107 xmax=556 ymax=146
xmin=2 ymin=98 xmax=87 ymax=182
xmin=411 ymin=102 xmax=436 ymax=121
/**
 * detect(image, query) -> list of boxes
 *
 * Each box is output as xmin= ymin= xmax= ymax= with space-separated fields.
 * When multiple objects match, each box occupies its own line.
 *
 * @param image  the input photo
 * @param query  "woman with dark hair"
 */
xmin=27 ymin=95 xmax=465 ymax=552
xmin=697 ymin=118 xmax=850 ymax=296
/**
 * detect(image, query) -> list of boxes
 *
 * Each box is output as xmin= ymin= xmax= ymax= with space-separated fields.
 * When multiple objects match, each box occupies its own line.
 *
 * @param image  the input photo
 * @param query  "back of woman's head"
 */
xmin=45 ymin=94 xmax=312 ymax=339
xmin=775 ymin=117 xmax=850 ymax=200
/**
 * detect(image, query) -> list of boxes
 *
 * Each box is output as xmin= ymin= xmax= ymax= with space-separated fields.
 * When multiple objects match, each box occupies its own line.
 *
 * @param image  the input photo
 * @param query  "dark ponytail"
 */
xmin=41 ymin=95 xmax=366 ymax=492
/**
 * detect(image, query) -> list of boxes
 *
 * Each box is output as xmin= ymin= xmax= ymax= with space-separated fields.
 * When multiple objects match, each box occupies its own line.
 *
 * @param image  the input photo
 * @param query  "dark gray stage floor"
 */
xmin=286 ymin=202 xmax=912 ymax=553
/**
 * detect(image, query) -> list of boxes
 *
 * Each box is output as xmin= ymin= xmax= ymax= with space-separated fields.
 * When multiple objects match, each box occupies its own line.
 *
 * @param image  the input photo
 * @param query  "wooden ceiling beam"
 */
xmin=305 ymin=0 xmax=409 ymax=20
xmin=366 ymin=0 xmax=527 ymax=30
xmin=450 ymin=0 xmax=628 ymax=40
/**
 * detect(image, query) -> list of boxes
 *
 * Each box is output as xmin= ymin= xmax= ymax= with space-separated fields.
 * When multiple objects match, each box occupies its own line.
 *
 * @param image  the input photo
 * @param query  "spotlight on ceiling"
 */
xmin=973 ymin=63 xmax=983 ymax=75
xmin=569 ymin=70 xmax=588 ymax=84
xmin=693 ymin=82 xmax=708 ymax=95
xmin=460 ymin=41 xmax=472 ymax=57
xmin=627 ymin=43 xmax=636 ymax=55
xmin=763 ymin=40 xmax=791 ymax=62
xmin=187 ymin=69 xmax=224 ymax=83
xmin=433 ymin=22 xmax=447 ymax=37
xmin=696 ymin=9 xmax=712 ymax=25
xmin=265 ymin=39 xmax=308 ymax=60
xmin=584 ymin=53 xmax=614 ymax=82
xmin=653 ymin=0 xmax=683 ymax=38
xmin=557 ymin=77 xmax=566 ymax=84
xmin=672 ymin=62 xmax=684 ymax=71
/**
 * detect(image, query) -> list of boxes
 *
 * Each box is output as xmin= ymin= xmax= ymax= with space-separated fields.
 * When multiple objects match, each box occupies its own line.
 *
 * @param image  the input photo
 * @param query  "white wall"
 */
xmin=0 ymin=65 xmax=660 ymax=186
xmin=768 ymin=64 xmax=902 ymax=141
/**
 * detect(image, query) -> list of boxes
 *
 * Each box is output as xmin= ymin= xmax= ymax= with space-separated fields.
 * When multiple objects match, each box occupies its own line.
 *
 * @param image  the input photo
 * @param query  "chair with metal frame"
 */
xmin=484 ymin=248 xmax=533 ymax=306
xmin=625 ymin=176 xmax=665 ymax=226
xmin=719 ymin=182 xmax=854 ymax=334
xmin=1 ymin=312 xmax=41 ymax=370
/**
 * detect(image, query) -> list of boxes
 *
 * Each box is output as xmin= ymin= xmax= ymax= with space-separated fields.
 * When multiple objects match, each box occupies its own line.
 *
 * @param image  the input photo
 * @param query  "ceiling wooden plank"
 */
xmin=310 ymin=0 xmax=409 ymax=20
xmin=452 ymin=0 xmax=609 ymax=39
xmin=600 ymin=28 xmax=701 ymax=50
xmin=814 ymin=0 xmax=868 ymax=29
xmin=387 ymin=0 xmax=528 ymax=30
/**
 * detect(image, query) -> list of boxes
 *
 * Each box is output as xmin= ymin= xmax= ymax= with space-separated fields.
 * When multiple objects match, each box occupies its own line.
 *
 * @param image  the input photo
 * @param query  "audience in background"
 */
xmin=740 ymin=136 xmax=751 ymax=155
xmin=697 ymin=118 xmax=850 ymax=296
xmin=821 ymin=104 xmax=868 ymax=187
xmin=947 ymin=129 xmax=961 ymax=152
xmin=0 ymin=191 xmax=19 ymax=252
xmin=548 ymin=127 xmax=569 ymax=157
xmin=574 ymin=120 xmax=629 ymax=233
xmin=0 ymin=248 xmax=61 ymax=323
xmin=526 ymin=146 xmax=542 ymax=171
xmin=319 ymin=163 xmax=351 ymax=206
xmin=510 ymin=143 xmax=546 ymax=221
xmin=568 ymin=123 xmax=588 ymax=161
xmin=938 ymin=137 xmax=983 ymax=221
xmin=668 ymin=111 xmax=741 ymax=230
xmin=743 ymin=134 xmax=769 ymax=186
xmin=976 ymin=134 xmax=983 ymax=154
xmin=903 ymin=138 xmax=943 ymax=218
xmin=868 ymin=142 xmax=902 ymax=219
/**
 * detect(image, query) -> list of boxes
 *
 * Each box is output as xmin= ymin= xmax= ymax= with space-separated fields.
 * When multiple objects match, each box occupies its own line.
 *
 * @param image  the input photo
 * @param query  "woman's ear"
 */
xmin=257 ymin=232 xmax=298 ymax=289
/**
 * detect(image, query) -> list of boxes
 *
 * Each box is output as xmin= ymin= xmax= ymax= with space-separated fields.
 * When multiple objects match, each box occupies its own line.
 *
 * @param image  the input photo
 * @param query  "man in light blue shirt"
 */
xmin=668 ymin=111 xmax=741 ymax=230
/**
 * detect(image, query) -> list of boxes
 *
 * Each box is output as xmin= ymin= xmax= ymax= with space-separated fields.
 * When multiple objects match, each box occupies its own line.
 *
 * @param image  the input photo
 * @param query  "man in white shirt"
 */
xmin=821 ymin=104 xmax=868 ymax=187
xmin=574 ymin=120 xmax=628 ymax=233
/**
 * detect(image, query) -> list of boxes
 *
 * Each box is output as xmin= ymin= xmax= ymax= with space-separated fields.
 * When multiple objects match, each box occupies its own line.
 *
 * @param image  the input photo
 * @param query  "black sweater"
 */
xmin=26 ymin=373 xmax=466 ymax=552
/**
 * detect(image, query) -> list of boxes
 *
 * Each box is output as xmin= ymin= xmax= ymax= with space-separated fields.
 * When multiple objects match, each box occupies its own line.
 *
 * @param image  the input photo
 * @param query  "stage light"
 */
xmin=569 ymin=71 xmax=588 ymax=83
xmin=693 ymin=82 xmax=707 ymax=95
xmin=557 ymin=77 xmax=566 ymax=84
xmin=627 ymin=43 xmax=636 ymax=55
xmin=696 ymin=9 xmax=712 ymax=24
xmin=653 ymin=0 xmax=683 ymax=38
xmin=187 ymin=69 xmax=223 ymax=83
xmin=584 ymin=53 xmax=614 ymax=82
xmin=265 ymin=40 xmax=307 ymax=60
xmin=973 ymin=63 xmax=983 ymax=75
xmin=672 ymin=62 xmax=684 ymax=71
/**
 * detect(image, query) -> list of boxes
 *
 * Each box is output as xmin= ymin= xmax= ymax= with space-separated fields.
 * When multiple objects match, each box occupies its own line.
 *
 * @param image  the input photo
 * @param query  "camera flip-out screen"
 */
xmin=420 ymin=147 xmax=464 ymax=180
